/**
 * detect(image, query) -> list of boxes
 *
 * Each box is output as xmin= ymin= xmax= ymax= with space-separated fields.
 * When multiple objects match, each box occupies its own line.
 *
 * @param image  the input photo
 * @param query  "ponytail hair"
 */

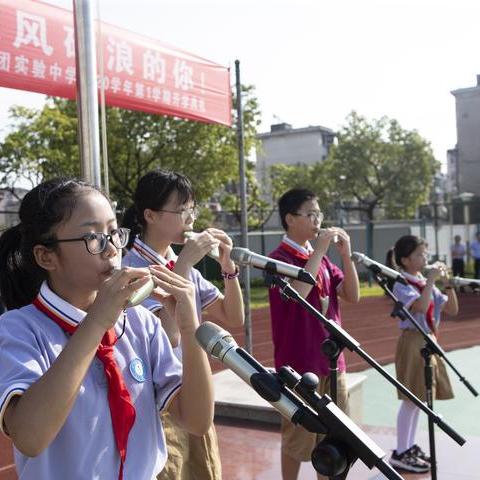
xmin=385 ymin=248 xmax=396 ymax=270
xmin=0 ymin=177 xmax=105 ymax=310
xmin=121 ymin=205 xmax=141 ymax=249
xmin=122 ymin=169 xmax=195 ymax=248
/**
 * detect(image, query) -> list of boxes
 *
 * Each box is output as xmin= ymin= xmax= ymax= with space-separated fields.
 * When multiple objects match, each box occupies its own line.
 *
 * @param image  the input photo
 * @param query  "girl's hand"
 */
xmin=425 ymin=263 xmax=445 ymax=282
xmin=429 ymin=261 xmax=449 ymax=286
xmin=206 ymin=228 xmax=236 ymax=273
xmin=87 ymin=267 xmax=152 ymax=331
xmin=149 ymin=265 xmax=197 ymax=332
xmin=179 ymin=231 xmax=219 ymax=267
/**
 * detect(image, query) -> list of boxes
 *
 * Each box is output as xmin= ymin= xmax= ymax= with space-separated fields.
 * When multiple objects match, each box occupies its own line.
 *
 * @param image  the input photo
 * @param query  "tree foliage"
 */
xmin=326 ymin=112 xmax=439 ymax=220
xmin=268 ymin=111 xmax=439 ymax=221
xmin=0 ymin=85 xmax=262 ymax=216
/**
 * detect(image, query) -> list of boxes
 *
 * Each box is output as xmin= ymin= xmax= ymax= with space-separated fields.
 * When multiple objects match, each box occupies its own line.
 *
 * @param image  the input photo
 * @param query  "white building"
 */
xmin=450 ymin=76 xmax=480 ymax=196
xmin=255 ymin=122 xmax=335 ymax=202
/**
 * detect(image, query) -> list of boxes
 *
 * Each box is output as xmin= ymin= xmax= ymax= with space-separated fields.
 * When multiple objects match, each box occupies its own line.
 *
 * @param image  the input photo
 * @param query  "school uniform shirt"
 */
xmin=470 ymin=240 xmax=480 ymax=260
xmin=122 ymin=237 xmax=220 ymax=320
xmin=268 ymin=236 xmax=345 ymax=378
xmin=0 ymin=282 xmax=182 ymax=480
xmin=451 ymin=243 xmax=466 ymax=259
xmin=393 ymin=271 xmax=447 ymax=333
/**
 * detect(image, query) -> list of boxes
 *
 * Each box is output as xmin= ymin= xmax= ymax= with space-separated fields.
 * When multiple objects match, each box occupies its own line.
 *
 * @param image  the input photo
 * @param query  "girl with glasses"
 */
xmin=121 ymin=169 xmax=244 ymax=480
xmin=0 ymin=177 xmax=214 ymax=480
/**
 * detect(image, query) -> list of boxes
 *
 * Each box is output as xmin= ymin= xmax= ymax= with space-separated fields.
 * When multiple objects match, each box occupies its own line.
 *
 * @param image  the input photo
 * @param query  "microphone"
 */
xmin=196 ymin=322 xmax=402 ymax=479
xmin=195 ymin=321 xmax=313 ymax=423
xmin=351 ymin=252 xmax=407 ymax=285
xmin=230 ymin=247 xmax=316 ymax=285
xmin=452 ymin=276 xmax=480 ymax=289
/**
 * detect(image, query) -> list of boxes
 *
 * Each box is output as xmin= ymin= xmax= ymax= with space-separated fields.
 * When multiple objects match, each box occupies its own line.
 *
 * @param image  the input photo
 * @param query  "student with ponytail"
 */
xmin=386 ymin=235 xmax=458 ymax=473
xmin=0 ymin=177 xmax=213 ymax=480
xmin=122 ymin=168 xmax=244 ymax=480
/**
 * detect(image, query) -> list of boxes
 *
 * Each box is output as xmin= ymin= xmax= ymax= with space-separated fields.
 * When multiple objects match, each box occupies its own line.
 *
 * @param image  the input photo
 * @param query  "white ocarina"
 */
xmin=126 ymin=277 xmax=155 ymax=307
xmin=184 ymin=231 xmax=220 ymax=260
xmin=114 ymin=268 xmax=155 ymax=307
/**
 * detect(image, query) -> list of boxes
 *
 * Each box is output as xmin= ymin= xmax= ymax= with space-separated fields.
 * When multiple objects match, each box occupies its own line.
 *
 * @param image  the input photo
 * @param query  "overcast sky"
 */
xmin=1 ymin=0 xmax=479 ymax=168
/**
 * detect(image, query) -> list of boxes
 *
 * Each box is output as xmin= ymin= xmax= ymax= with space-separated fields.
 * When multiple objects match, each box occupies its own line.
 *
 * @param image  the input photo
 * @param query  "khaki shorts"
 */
xmin=157 ymin=411 xmax=222 ymax=480
xmin=281 ymin=372 xmax=350 ymax=463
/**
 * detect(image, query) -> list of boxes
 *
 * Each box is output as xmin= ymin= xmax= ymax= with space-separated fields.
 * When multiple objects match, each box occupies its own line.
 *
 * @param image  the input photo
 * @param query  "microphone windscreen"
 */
xmin=196 ymin=321 xmax=229 ymax=351
xmin=350 ymin=252 xmax=363 ymax=263
xmin=230 ymin=247 xmax=249 ymax=263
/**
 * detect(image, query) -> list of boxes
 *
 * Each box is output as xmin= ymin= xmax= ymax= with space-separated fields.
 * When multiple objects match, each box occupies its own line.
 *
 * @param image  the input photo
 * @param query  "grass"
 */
xmin=247 ymin=282 xmax=383 ymax=310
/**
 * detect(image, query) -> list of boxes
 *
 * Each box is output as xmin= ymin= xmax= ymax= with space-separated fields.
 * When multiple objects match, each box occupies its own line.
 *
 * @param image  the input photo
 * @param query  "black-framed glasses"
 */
xmin=44 ymin=227 xmax=130 ymax=255
xmin=292 ymin=211 xmax=324 ymax=222
xmin=157 ymin=207 xmax=199 ymax=221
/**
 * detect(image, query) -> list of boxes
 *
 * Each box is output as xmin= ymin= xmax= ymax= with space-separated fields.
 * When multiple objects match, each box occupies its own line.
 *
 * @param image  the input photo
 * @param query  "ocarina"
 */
xmin=318 ymin=228 xmax=338 ymax=243
xmin=114 ymin=268 xmax=155 ymax=307
xmin=184 ymin=231 xmax=220 ymax=260
xmin=424 ymin=264 xmax=447 ymax=278
xmin=126 ymin=276 xmax=155 ymax=307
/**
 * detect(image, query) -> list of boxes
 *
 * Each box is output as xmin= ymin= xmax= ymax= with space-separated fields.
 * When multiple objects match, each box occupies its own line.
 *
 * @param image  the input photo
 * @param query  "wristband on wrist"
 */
xmin=221 ymin=266 xmax=239 ymax=280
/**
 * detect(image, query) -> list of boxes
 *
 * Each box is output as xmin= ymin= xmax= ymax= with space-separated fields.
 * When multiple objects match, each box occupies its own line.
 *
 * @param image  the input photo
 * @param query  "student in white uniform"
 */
xmin=122 ymin=169 xmax=244 ymax=480
xmin=0 ymin=177 xmax=214 ymax=480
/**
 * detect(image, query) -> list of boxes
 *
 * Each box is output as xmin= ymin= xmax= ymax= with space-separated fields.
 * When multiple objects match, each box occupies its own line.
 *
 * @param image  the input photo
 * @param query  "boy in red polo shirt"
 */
xmin=268 ymin=188 xmax=360 ymax=480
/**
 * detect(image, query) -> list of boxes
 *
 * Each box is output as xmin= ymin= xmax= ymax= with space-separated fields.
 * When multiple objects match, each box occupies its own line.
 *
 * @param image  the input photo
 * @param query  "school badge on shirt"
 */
xmin=129 ymin=358 xmax=146 ymax=382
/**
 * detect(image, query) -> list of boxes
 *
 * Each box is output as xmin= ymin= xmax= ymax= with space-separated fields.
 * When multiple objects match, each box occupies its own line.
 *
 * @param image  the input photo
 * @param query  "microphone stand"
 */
xmin=238 ymin=353 xmax=405 ymax=480
xmin=275 ymin=366 xmax=405 ymax=480
xmin=368 ymin=268 xmax=478 ymax=480
xmin=268 ymin=275 xmax=466 ymax=453
xmin=321 ymin=338 xmax=341 ymax=404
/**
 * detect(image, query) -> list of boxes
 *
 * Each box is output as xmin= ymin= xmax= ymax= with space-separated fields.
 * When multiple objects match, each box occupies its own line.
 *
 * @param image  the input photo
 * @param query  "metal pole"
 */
xmin=235 ymin=60 xmax=252 ymax=353
xmin=73 ymin=0 xmax=102 ymax=187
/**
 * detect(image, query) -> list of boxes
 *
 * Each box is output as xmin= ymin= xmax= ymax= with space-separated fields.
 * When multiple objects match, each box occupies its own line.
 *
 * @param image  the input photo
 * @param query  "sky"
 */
xmin=1 ymin=0 xmax=480 ymax=169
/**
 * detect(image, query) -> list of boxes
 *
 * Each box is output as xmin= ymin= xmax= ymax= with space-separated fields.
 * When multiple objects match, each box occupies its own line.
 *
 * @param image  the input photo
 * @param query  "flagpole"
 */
xmin=235 ymin=59 xmax=252 ymax=353
xmin=73 ymin=0 xmax=102 ymax=187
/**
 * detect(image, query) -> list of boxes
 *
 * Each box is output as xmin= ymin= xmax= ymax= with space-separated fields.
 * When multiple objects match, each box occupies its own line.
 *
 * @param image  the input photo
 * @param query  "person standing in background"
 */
xmin=470 ymin=232 xmax=480 ymax=279
xmin=451 ymin=235 xmax=466 ymax=278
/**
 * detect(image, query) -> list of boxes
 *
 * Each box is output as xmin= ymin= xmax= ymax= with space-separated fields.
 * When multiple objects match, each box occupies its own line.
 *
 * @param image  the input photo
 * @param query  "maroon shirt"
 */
xmin=268 ymin=243 xmax=345 ymax=377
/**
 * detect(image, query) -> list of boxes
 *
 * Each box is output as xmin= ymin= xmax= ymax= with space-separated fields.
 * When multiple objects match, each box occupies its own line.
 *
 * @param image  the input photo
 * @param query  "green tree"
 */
xmin=269 ymin=162 xmax=333 ymax=210
xmin=325 ymin=111 xmax=439 ymax=221
xmin=0 ymin=86 xmax=262 ymax=214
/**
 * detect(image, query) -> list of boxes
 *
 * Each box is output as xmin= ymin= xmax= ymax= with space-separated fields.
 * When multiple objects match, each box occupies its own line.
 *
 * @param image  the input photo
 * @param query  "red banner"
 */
xmin=0 ymin=0 xmax=232 ymax=125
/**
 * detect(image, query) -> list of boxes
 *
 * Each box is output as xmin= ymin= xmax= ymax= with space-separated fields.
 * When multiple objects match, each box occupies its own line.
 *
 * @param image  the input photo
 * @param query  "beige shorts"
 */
xmin=281 ymin=372 xmax=350 ymax=463
xmin=157 ymin=410 xmax=222 ymax=480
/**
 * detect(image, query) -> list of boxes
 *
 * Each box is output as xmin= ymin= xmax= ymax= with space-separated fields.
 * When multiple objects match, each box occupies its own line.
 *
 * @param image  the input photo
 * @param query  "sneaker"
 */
xmin=389 ymin=449 xmax=430 ymax=473
xmin=410 ymin=444 xmax=431 ymax=464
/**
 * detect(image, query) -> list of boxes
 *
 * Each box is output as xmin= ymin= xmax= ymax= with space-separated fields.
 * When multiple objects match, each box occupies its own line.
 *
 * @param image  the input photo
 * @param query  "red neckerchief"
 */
xmin=278 ymin=241 xmax=325 ymax=296
xmin=33 ymin=297 xmax=136 ymax=480
xmin=405 ymin=277 xmax=435 ymax=332
xmin=165 ymin=260 xmax=176 ymax=271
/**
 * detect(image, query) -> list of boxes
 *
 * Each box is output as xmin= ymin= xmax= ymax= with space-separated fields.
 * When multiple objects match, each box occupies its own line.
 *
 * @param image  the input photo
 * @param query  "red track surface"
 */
xmin=210 ymin=292 xmax=480 ymax=374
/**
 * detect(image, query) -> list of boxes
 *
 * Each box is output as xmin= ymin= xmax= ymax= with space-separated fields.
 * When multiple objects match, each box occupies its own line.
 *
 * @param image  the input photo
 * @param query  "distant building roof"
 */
xmin=257 ymin=123 xmax=335 ymax=139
